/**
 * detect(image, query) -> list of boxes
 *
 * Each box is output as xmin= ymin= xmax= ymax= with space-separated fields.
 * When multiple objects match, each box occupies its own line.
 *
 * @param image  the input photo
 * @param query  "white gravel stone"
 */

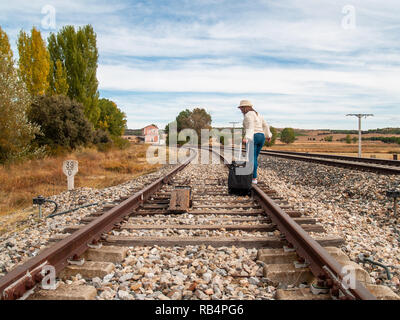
xmin=249 ymin=277 xmax=260 ymax=285
xmin=100 ymin=290 xmax=116 ymax=300
xmin=118 ymin=290 xmax=133 ymax=300
xmin=202 ymin=272 xmax=212 ymax=283
xmin=103 ymin=273 xmax=114 ymax=283
xmin=92 ymin=277 xmax=102 ymax=288
xmin=119 ymin=273 xmax=134 ymax=282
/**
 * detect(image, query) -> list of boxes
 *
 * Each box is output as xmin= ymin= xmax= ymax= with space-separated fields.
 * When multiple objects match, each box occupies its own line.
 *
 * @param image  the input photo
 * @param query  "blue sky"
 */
xmin=1 ymin=0 xmax=399 ymax=130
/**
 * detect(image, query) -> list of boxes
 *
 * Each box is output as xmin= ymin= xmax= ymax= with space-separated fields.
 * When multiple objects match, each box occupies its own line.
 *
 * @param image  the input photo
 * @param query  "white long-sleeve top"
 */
xmin=243 ymin=111 xmax=272 ymax=140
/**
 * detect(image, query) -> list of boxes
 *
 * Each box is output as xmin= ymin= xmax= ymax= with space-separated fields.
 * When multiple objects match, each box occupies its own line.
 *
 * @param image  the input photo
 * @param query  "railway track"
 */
xmin=0 ymin=148 xmax=398 ymax=300
xmin=259 ymin=150 xmax=400 ymax=175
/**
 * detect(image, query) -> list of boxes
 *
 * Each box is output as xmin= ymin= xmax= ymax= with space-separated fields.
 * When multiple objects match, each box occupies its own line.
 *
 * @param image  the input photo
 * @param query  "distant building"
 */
xmin=143 ymin=125 xmax=159 ymax=143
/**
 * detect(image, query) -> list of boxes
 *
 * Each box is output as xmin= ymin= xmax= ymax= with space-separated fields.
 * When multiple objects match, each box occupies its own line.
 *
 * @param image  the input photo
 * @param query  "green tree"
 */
xmin=0 ymin=27 xmax=13 ymax=63
xmin=97 ymin=98 xmax=127 ymax=136
xmin=345 ymin=134 xmax=351 ymax=144
xmin=264 ymin=126 xmax=277 ymax=147
xmin=280 ymin=128 xmax=296 ymax=144
xmin=17 ymin=27 xmax=50 ymax=96
xmin=166 ymin=108 xmax=212 ymax=145
xmin=47 ymin=25 xmax=100 ymax=125
xmin=175 ymin=108 xmax=212 ymax=136
xmin=191 ymin=108 xmax=212 ymax=138
xmin=28 ymin=95 xmax=94 ymax=150
xmin=176 ymin=109 xmax=192 ymax=131
xmin=48 ymin=59 xmax=69 ymax=95
xmin=324 ymin=135 xmax=333 ymax=142
xmin=0 ymin=50 xmax=41 ymax=163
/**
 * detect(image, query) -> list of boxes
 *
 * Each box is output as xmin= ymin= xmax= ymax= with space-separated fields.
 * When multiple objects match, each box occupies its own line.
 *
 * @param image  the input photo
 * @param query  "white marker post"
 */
xmin=63 ymin=160 xmax=78 ymax=191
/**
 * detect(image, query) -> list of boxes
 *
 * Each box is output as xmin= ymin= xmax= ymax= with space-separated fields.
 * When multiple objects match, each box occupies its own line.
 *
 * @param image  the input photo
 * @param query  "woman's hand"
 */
xmin=266 ymin=137 xmax=271 ymax=143
xmin=242 ymin=138 xmax=248 ymax=144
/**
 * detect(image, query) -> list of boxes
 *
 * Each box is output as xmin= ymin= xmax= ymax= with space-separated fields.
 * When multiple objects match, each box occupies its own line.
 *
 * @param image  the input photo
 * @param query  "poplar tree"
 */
xmin=0 ymin=26 xmax=13 ymax=63
xmin=17 ymin=27 xmax=50 ymax=96
xmin=47 ymin=59 xmax=69 ymax=95
xmin=0 ymin=30 xmax=40 ymax=163
xmin=47 ymin=25 xmax=100 ymax=125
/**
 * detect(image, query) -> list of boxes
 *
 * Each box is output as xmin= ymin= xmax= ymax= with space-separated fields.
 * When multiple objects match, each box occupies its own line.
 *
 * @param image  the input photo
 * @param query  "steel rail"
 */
xmin=252 ymin=185 xmax=376 ymax=300
xmin=208 ymin=146 xmax=377 ymax=300
xmin=260 ymin=150 xmax=400 ymax=167
xmin=0 ymin=149 xmax=197 ymax=300
xmin=258 ymin=150 xmax=400 ymax=175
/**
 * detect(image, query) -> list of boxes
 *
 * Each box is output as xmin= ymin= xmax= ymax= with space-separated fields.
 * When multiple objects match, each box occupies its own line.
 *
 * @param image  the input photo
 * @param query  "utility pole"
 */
xmin=346 ymin=114 xmax=374 ymax=158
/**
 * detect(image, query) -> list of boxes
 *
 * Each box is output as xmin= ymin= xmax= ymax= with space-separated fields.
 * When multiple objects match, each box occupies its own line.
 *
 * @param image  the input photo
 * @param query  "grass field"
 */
xmin=0 ymin=143 xmax=161 ymax=217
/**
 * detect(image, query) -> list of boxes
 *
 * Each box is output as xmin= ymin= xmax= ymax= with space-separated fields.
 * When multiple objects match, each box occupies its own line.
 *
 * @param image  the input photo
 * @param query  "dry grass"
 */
xmin=0 ymin=143 xmax=161 ymax=217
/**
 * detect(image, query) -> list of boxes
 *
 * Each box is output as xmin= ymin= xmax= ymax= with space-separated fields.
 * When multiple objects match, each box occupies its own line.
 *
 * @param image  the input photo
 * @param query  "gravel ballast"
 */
xmin=258 ymin=155 xmax=400 ymax=293
xmin=0 ymin=164 xmax=177 ymax=276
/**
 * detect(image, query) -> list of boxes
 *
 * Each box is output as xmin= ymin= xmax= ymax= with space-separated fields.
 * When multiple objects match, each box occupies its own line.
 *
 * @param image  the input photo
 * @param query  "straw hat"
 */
xmin=238 ymin=100 xmax=253 ymax=108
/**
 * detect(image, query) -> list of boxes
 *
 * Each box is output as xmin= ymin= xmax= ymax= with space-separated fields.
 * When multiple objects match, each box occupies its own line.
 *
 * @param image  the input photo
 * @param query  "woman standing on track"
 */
xmin=238 ymin=100 xmax=272 ymax=184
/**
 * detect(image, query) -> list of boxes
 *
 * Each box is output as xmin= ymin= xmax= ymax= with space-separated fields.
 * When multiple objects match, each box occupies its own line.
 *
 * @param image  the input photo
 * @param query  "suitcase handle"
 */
xmin=239 ymin=142 xmax=250 ymax=162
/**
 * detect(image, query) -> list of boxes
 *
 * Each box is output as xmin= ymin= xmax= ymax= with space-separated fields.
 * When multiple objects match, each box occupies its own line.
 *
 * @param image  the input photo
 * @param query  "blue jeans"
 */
xmin=250 ymin=133 xmax=265 ymax=179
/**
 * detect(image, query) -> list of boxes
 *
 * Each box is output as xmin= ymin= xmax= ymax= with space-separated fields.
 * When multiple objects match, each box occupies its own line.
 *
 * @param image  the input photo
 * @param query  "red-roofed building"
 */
xmin=142 ymin=125 xmax=159 ymax=143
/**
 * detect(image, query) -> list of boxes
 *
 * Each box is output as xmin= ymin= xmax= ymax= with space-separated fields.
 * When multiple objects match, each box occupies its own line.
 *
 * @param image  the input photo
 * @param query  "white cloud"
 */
xmin=2 ymin=0 xmax=400 ymax=129
xmin=98 ymin=63 xmax=400 ymax=98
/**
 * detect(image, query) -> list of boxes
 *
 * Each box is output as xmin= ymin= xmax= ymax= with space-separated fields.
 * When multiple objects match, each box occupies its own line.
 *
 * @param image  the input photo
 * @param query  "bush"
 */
xmin=264 ymin=127 xmax=277 ymax=147
xmin=92 ymin=129 xmax=111 ymax=144
xmin=28 ymin=95 xmax=94 ymax=150
xmin=280 ymin=128 xmax=296 ymax=144
xmin=96 ymin=142 xmax=113 ymax=153
xmin=112 ymin=136 xmax=130 ymax=150
xmin=93 ymin=132 xmax=129 ymax=152
xmin=0 ymin=51 xmax=41 ymax=164
xmin=362 ymin=136 xmax=400 ymax=145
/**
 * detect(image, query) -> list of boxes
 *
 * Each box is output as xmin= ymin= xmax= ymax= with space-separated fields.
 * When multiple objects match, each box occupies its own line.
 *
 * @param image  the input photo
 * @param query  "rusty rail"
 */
xmin=261 ymin=150 xmax=400 ymax=167
xmin=252 ymin=185 xmax=376 ymax=300
xmin=259 ymin=150 xmax=400 ymax=175
xmin=208 ymin=146 xmax=377 ymax=300
xmin=0 ymin=149 xmax=197 ymax=300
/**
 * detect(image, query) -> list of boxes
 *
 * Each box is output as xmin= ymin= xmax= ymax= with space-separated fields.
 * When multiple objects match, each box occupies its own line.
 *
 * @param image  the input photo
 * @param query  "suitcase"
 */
xmin=228 ymin=146 xmax=253 ymax=195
